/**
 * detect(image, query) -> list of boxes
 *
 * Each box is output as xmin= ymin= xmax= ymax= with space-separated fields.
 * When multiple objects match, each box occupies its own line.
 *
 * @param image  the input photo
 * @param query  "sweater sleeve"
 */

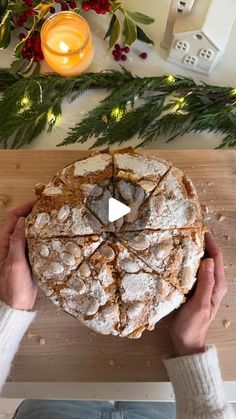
xmin=0 ymin=300 xmax=36 ymax=393
xmin=164 ymin=346 xmax=235 ymax=419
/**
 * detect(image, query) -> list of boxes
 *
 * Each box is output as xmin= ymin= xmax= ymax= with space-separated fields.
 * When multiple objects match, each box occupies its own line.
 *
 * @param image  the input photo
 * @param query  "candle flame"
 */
xmin=59 ymin=41 xmax=70 ymax=52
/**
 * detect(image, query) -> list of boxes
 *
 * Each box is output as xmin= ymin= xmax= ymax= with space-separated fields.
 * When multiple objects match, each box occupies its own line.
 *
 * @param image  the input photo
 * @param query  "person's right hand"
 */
xmin=0 ymin=201 xmax=38 ymax=311
xmin=169 ymin=232 xmax=227 ymax=357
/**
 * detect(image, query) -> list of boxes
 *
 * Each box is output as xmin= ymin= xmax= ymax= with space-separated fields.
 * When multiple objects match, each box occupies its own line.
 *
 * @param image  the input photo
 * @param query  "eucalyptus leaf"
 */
xmin=110 ymin=2 xmax=121 ymax=13
xmin=104 ymin=14 xmax=116 ymax=40
xmin=9 ymin=59 xmax=24 ymax=75
xmin=137 ymin=25 xmax=154 ymax=45
xmin=125 ymin=10 xmax=154 ymax=25
xmin=123 ymin=16 xmax=137 ymax=46
xmin=0 ymin=0 xmax=8 ymax=16
xmin=109 ymin=15 xmax=120 ymax=50
xmin=0 ymin=9 xmax=11 ymax=49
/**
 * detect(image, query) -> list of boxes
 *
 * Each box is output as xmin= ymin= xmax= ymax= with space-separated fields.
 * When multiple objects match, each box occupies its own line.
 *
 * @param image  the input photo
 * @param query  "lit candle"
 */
xmin=41 ymin=11 xmax=94 ymax=77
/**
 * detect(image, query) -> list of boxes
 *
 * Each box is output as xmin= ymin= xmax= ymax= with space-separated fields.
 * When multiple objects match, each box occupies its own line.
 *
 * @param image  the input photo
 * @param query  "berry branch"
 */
xmin=0 ymin=0 xmax=155 ymax=75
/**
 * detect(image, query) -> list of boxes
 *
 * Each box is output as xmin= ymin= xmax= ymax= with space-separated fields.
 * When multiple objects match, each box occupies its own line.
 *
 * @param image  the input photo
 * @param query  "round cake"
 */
xmin=26 ymin=149 xmax=204 ymax=338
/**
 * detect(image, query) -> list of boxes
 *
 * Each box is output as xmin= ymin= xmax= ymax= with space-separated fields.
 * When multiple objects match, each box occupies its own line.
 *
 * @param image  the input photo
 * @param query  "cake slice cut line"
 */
xmin=26 ymin=149 xmax=204 ymax=338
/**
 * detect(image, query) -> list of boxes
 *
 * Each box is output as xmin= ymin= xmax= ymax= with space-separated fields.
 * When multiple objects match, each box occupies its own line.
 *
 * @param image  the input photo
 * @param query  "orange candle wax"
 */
xmin=41 ymin=12 xmax=94 ymax=76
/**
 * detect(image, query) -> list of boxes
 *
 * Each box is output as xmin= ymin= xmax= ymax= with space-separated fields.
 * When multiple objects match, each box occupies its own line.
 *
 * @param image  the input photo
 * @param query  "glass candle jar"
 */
xmin=41 ymin=11 xmax=94 ymax=77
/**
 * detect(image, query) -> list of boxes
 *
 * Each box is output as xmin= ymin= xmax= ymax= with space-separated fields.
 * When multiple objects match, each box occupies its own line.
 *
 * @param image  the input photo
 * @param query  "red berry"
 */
xmin=70 ymin=1 xmax=77 ymax=8
xmin=61 ymin=2 xmax=69 ymax=10
xmin=82 ymin=2 xmax=91 ymax=11
xmin=114 ymin=55 xmax=120 ymax=61
xmin=25 ymin=9 xmax=31 ymax=17
xmin=140 ymin=52 xmax=148 ymax=59
xmin=114 ymin=50 xmax=121 ymax=59
xmin=22 ymin=47 xmax=28 ymax=58
xmin=25 ymin=0 xmax=33 ymax=6
xmin=34 ymin=55 xmax=40 ymax=62
xmin=17 ymin=18 xmax=24 ymax=27
xmin=121 ymin=54 xmax=127 ymax=61
xmin=94 ymin=2 xmax=101 ymax=13
xmin=19 ymin=32 xmax=26 ymax=40
xmin=39 ymin=51 xmax=44 ymax=60
xmin=50 ymin=6 xmax=56 ymax=13
xmin=27 ymin=50 xmax=33 ymax=59
xmin=33 ymin=43 xmax=41 ymax=52
xmin=114 ymin=43 xmax=121 ymax=51
xmin=123 ymin=46 xmax=130 ymax=54
xmin=25 ymin=39 xmax=32 ymax=48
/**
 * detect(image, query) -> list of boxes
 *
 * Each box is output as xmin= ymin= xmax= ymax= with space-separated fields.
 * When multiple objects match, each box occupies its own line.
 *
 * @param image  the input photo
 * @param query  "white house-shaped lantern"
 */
xmin=162 ymin=0 xmax=236 ymax=75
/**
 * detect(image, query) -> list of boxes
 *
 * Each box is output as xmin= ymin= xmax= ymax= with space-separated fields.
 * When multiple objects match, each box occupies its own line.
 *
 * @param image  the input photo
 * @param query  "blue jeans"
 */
xmin=13 ymin=400 xmax=176 ymax=419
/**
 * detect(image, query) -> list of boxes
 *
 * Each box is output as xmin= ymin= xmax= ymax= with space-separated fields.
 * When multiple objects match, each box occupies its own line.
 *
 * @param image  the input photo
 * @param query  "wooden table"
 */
xmin=0 ymin=150 xmax=235 ymax=398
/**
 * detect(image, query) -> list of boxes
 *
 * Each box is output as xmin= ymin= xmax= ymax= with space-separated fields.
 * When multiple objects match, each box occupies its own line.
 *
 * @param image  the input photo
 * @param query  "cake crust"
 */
xmin=26 ymin=149 xmax=204 ymax=338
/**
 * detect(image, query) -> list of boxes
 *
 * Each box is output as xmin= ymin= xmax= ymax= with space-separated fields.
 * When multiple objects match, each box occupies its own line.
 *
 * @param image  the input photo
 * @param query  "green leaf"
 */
xmin=125 ymin=10 xmax=155 ymax=25
xmin=104 ymin=14 xmax=116 ymax=40
xmin=137 ymin=25 xmax=154 ymax=45
xmin=0 ymin=9 xmax=11 ymax=49
xmin=123 ymin=16 xmax=137 ymax=46
xmin=110 ymin=2 xmax=121 ymax=13
xmin=0 ymin=0 xmax=8 ymax=16
xmin=9 ymin=59 xmax=24 ymax=75
xmin=108 ymin=15 xmax=120 ymax=50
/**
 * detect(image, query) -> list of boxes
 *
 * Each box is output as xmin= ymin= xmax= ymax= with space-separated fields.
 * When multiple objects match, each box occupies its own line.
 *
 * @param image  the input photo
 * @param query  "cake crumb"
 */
xmin=39 ymin=337 xmax=46 ymax=345
xmin=224 ymin=235 xmax=230 ymax=241
xmin=201 ymin=205 xmax=209 ymax=214
xmin=27 ymin=330 xmax=35 ymax=340
xmin=222 ymin=319 xmax=231 ymax=329
xmin=0 ymin=194 xmax=9 ymax=207
xmin=217 ymin=213 xmax=225 ymax=222
xmin=108 ymin=359 xmax=115 ymax=366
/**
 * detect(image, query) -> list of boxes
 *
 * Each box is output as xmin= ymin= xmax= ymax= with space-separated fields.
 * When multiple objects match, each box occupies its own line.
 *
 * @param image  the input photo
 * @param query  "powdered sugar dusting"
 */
xmin=28 ymin=149 xmax=203 ymax=339
xmin=122 ymin=273 xmax=158 ymax=302
xmin=72 ymin=154 xmax=111 ymax=177
xmin=148 ymin=289 xmax=185 ymax=326
xmin=115 ymin=153 xmax=170 ymax=178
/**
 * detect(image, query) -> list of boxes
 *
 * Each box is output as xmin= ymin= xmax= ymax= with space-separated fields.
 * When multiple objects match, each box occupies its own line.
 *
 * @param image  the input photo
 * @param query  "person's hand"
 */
xmin=169 ymin=232 xmax=227 ymax=357
xmin=0 ymin=201 xmax=37 ymax=311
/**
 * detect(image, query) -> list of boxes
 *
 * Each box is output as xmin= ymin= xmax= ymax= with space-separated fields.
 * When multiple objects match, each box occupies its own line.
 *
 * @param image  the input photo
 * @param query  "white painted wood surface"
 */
xmin=1 ymin=382 xmax=236 ymax=401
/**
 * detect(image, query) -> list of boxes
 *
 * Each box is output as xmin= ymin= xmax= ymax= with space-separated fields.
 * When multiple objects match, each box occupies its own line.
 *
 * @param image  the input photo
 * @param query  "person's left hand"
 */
xmin=0 ymin=201 xmax=38 ymax=311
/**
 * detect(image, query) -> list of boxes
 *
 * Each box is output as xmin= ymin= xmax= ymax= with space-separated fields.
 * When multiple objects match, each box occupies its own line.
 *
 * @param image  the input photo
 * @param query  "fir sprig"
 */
xmin=0 ymin=68 xmax=236 ymax=149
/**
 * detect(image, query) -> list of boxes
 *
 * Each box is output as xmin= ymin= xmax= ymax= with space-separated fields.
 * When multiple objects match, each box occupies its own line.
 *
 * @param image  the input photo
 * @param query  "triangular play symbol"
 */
xmin=108 ymin=197 xmax=130 ymax=222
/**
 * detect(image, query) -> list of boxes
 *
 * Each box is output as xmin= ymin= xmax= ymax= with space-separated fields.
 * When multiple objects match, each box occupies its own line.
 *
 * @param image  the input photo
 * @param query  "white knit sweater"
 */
xmin=0 ymin=300 xmax=234 ymax=419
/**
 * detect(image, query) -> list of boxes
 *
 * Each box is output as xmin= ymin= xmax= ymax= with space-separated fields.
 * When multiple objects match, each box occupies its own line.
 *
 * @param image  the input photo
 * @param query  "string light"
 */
xmin=111 ymin=107 xmax=125 ymax=121
xmin=166 ymin=75 xmax=175 ymax=84
xmin=231 ymin=88 xmax=236 ymax=96
xmin=20 ymin=96 xmax=31 ymax=110
xmin=47 ymin=109 xmax=57 ymax=124
xmin=176 ymin=97 xmax=186 ymax=108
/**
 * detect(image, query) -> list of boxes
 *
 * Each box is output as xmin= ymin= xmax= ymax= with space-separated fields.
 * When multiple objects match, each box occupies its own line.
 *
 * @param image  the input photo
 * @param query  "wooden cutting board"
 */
xmin=0 ymin=150 xmax=235 ymax=382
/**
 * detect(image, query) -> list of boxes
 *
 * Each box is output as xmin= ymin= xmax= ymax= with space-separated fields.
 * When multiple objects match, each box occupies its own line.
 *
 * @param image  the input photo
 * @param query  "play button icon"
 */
xmin=86 ymin=182 xmax=150 ymax=234
xmin=108 ymin=197 xmax=130 ymax=222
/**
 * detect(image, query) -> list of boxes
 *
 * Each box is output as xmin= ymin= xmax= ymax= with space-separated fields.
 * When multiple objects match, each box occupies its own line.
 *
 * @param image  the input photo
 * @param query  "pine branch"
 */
xmin=0 ymin=68 xmax=236 ymax=149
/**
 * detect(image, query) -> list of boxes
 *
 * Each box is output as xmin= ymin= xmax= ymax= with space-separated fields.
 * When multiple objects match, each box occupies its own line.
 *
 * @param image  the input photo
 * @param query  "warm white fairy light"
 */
xmin=47 ymin=109 xmax=57 ymax=124
xmin=111 ymin=107 xmax=125 ymax=121
xmin=166 ymin=75 xmax=175 ymax=84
